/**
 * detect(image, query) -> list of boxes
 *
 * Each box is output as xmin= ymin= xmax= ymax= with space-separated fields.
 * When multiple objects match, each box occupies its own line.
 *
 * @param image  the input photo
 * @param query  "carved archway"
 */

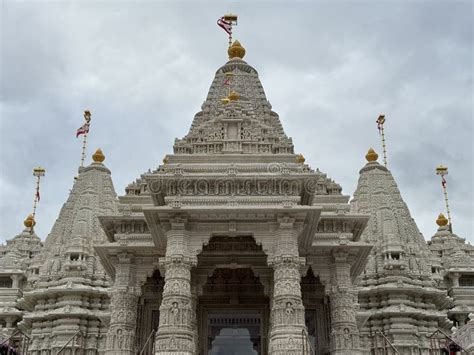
xmin=195 ymin=236 xmax=271 ymax=355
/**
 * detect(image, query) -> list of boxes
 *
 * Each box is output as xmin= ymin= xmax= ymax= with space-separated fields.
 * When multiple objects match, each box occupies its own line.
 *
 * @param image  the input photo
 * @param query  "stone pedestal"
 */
xmin=268 ymin=219 xmax=306 ymax=355
xmin=329 ymin=251 xmax=361 ymax=355
xmin=155 ymin=219 xmax=197 ymax=354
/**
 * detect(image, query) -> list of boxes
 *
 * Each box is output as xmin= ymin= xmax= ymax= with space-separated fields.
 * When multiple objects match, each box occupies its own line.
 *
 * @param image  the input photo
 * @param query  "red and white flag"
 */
xmin=441 ymin=176 xmax=447 ymax=188
xmin=223 ymin=77 xmax=231 ymax=85
xmin=76 ymin=122 xmax=90 ymax=138
xmin=217 ymin=17 xmax=232 ymax=35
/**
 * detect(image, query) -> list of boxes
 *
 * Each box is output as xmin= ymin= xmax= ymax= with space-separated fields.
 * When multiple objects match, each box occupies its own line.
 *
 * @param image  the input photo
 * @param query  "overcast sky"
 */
xmin=1 ymin=1 xmax=472 ymax=245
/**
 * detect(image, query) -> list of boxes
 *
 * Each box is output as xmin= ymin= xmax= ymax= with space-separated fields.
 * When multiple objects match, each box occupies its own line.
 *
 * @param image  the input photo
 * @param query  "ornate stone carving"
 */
xmin=155 ymin=225 xmax=197 ymax=354
xmin=268 ymin=223 xmax=306 ymax=355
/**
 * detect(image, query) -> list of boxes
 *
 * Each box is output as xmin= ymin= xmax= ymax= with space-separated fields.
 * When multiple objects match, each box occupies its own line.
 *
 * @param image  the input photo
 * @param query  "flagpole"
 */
xmin=79 ymin=110 xmax=92 ymax=167
xmin=80 ymin=131 xmax=88 ymax=167
xmin=223 ymin=14 xmax=238 ymax=49
xmin=436 ymin=165 xmax=452 ymax=231
xmin=32 ymin=166 xmax=45 ymax=223
xmin=376 ymin=114 xmax=388 ymax=167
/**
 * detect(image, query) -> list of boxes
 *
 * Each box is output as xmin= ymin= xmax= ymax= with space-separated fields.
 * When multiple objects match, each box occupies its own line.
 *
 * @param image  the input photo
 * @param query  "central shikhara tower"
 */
xmin=99 ymin=40 xmax=372 ymax=355
xmin=1 ymin=38 xmax=472 ymax=355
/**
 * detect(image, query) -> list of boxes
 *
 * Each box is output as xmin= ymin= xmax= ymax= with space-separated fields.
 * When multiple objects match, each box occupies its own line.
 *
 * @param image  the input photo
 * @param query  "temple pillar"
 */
xmin=329 ymin=251 xmax=361 ymax=355
xmin=155 ymin=218 xmax=197 ymax=354
xmin=451 ymin=272 xmax=460 ymax=287
xmin=105 ymin=254 xmax=141 ymax=355
xmin=11 ymin=274 xmax=20 ymax=289
xmin=268 ymin=217 xmax=306 ymax=355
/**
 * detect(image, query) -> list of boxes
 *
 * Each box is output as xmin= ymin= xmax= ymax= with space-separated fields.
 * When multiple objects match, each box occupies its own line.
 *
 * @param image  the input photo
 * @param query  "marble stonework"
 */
xmin=0 ymin=40 xmax=472 ymax=355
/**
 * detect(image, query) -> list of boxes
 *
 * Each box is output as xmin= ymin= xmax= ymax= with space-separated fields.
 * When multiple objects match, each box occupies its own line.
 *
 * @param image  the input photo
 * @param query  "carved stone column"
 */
xmin=106 ymin=254 xmax=141 ymax=355
xmin=268 ymin=218 xmax=306 ymax=355
xmin=155 ymin=218 xmax=197 ymax=354
xmin=328 ymin=251 xmax=361 ymax=355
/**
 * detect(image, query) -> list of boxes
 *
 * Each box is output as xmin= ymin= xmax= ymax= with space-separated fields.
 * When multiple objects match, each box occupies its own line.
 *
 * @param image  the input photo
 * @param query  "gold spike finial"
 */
xmin=92 ymin=148 xmax=105 ymax=163
xmin=228 ymin=40 xmax=246 ymax=59
xmin=24 ymin=214 xmax=36 ymax=228
xmin=436 ymin=213 xmax=449 ymax=227
xmin=296 ymin=154 xmax=305 ymax=164
xmin=365 ymin=148 xmax=378 ymax=162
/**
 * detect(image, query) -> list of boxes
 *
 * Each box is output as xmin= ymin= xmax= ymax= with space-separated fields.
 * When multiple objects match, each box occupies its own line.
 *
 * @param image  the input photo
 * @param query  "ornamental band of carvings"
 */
xmin=147 ymin=177 xmax=319 ymax=197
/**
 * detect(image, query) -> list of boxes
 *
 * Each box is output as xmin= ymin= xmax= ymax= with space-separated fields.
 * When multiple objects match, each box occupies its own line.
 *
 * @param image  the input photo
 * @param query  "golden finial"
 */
xmin=228 ymin=40 xmax=246 ymax=59
xmin=24 ymin=214 xmax=36 ymax=228
xmin=228 ymin=91 xmax=239 ymax=101
xmin=436 ymin=165 xmax=448 ymax=175
xmin=163 ymin=156 xmax=169 ymax=164
xmin=92 ymin=148 xmax=105 ymax=163
xmin=296 ymin=154 xmax=305 ymax=164
xmin=435 ymin=165 xmax=452 ymax=231
xmin=365 ymin=148 xmax=379 ymax=162
xmin=436 ymin=213 xmax=449 ymax=227
xmin=223 ymin=14 xmax=238 ymax=23
xmin=33 ymin=166 xmax=46 ymax=176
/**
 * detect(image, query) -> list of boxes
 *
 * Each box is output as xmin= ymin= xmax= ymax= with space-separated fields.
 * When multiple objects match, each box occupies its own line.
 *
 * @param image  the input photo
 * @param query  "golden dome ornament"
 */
xmin=24 ymin=214 xmax=36 ymax=228
xmin=365 ymin=148 xmax=378 ymax=162
xmin=92 ymin=148 xmax=105 ymax=163
xmin=296 ymin=154 xmax=305 ymax=164
xmin=436 ymin=213 xmax=449 ymax=227
xmin=228 ymin=40 xmax=246 ymax=59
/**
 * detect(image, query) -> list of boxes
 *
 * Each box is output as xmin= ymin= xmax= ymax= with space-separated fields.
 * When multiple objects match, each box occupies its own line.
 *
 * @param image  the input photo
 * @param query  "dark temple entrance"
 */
xmin=196 ymin=236 xmax=270 ymax=355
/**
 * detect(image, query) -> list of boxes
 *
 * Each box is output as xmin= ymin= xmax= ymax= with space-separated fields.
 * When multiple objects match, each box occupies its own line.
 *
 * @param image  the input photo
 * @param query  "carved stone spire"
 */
xmin=21 ymin=151 xmax=119 ymax=354
xmin=173 ymin=44 xmax=294 ymax=155
xmin=351 ymin=151 xmax=450 ymax=353
xmin=0 ymin=219 xmax=42 ymax=336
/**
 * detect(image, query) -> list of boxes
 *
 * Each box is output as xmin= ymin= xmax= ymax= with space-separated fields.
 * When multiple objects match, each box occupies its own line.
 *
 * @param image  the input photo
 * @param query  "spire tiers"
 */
xmin=21 ymin=154 xmax=119 ymax=354
xmin=352 ymin=156 xmax=451 ymax=347
xmin=173 ymin=42 xmax=294 ymax=156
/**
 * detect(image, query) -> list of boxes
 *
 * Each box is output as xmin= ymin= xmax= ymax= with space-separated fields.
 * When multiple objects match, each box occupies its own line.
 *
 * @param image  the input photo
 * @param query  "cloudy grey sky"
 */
xmin=1 ymin=1 xmax=472 ymax=244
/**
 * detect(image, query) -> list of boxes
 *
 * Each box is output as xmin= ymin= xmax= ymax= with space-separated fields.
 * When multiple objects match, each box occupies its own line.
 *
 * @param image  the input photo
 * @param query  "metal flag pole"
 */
xmin=32 ymin=166 xmax=46 ymax=221
xmin=80 ymin=110 xmax=92 ymax=167
xmin=376 ymin=114 xmax=388 ymax=167
xmin=223 ymin=13 xmax=238 ymax=48
xmin=436 ymin=165 xmax=453 ymax=232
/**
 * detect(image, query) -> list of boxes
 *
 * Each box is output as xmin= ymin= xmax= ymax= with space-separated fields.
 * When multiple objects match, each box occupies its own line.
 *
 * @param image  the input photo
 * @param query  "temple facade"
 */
xmin=0 ymin=40 xmax=473 ymax=355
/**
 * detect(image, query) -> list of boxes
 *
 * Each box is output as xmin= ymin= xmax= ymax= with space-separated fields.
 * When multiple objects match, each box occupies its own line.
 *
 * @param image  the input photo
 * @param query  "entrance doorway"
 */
xmin=196 ymin=236 xmax=271 ymax=355
xmin=206 ymin=309 xmax=263 ymax=355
